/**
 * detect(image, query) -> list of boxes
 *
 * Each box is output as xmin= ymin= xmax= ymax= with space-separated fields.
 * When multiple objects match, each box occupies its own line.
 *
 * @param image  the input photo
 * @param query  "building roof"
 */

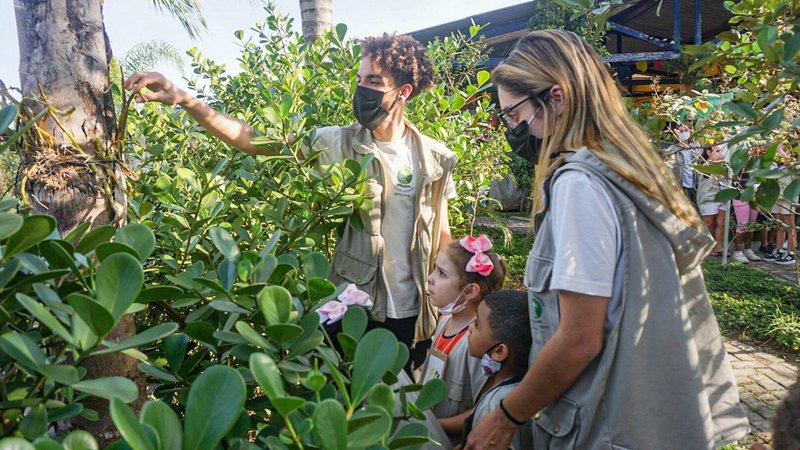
xmin=407 ymin=0 xmax=733 ymax=65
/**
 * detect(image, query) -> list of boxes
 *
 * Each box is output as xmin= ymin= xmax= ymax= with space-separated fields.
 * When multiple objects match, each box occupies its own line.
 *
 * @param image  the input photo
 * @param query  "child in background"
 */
xmin=423 ymin=235 xmax=507 ymax=442
xmin=462 ymin=290 xmax=533 ymax=450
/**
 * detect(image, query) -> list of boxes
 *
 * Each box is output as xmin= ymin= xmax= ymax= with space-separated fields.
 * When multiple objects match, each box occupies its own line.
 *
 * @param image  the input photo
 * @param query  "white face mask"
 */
xmin=480 ymin=343 xmax=503 ymax=375
xmin=678 ymin=131 xmax=691 ymax=142
xmin=437 ymin=286 xmax=470 ymax=315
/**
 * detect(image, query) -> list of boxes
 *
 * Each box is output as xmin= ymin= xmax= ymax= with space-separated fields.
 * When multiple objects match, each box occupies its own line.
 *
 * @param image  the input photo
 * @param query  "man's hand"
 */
xmin=125 ymin=72 xmax=188 ymax=106
xmin=463 ymin=407 xmax=517 ymax=450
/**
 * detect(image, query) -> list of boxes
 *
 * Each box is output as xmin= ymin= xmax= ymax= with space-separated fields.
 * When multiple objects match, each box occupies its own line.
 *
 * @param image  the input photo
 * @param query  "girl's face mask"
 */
xmin=437 ymin=285 xmax=471 ymax=315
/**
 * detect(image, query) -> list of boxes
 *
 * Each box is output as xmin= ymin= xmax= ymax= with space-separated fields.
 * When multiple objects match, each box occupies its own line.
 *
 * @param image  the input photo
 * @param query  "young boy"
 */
xmin=462 ymin=290 xmax=533 ymax=449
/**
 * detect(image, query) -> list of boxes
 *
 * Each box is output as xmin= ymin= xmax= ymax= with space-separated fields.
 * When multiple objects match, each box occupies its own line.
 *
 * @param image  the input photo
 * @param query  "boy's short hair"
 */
xmin=484 ymin=290 xmax=531 ymax=371
xmin=360 ymin=33 xmax=434 ymax=99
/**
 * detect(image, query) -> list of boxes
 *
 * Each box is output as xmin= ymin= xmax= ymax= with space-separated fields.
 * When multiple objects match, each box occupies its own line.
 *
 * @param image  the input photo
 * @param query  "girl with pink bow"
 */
xmin=420 ymin=234 xmax=507 ymax=446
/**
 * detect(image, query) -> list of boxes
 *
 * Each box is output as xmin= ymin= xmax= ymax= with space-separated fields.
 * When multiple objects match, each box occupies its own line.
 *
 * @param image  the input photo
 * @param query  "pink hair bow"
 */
xmin=459 ymin=235 xmax=494 ymax=276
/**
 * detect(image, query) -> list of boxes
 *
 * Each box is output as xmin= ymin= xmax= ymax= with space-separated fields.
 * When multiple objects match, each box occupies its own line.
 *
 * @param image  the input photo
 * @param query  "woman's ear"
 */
xmin=549 ymin=85 xmax=565 ymax=115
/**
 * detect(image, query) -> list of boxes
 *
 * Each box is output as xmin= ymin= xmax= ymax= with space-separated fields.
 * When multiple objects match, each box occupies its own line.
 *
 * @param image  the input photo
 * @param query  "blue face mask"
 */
xmin=480 ymin=342 xmax=503 ymax=376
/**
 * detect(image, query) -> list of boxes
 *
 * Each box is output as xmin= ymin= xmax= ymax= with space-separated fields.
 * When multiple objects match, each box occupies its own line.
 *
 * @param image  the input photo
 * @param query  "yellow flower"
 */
xmin=693 ymin=100 xmax=710 ymax=112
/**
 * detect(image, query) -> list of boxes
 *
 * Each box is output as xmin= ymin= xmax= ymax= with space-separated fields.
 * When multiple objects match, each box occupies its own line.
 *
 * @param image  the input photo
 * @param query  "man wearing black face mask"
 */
xmin=125 ymin=34 xmax=457 ymax=369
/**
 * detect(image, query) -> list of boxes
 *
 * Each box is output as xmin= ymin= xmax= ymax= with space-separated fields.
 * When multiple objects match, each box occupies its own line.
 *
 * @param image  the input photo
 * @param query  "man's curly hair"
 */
xmin=360 ymin=33 xmax=435 ymax=99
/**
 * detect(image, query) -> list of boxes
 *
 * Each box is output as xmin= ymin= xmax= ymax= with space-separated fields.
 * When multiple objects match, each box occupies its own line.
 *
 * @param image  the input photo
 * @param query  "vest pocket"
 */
xmin=532 ymin=397 xmax=580 ymax=449
xmin=331 ymin=250 xmax=378 ymax=298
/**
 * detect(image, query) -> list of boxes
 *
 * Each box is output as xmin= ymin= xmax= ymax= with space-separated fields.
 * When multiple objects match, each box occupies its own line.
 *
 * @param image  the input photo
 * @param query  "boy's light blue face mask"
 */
xmin=480 ymin=342 xmax=503 ymax=375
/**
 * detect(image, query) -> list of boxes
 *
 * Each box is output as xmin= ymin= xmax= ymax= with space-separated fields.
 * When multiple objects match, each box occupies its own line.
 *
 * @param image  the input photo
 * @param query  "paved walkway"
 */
xmin=718 ymin=256 xmax=798 ymax=446
xmin=725 ymin=338 xmax=797 ymax=444
xmin=479 ymin=214 xmax=799 ymax=446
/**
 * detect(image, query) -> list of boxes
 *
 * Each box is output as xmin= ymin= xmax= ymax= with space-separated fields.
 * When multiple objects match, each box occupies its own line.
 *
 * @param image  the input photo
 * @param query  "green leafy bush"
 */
xmin=1 ymin=4 xmax=502 ymax=447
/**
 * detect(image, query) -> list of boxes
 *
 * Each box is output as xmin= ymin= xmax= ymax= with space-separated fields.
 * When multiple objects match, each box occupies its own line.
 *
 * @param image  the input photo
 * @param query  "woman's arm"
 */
xmin=125 ymin=72 xmax=287 ymax=156
xmin=463 ymin=290 xmax=608 ymax=450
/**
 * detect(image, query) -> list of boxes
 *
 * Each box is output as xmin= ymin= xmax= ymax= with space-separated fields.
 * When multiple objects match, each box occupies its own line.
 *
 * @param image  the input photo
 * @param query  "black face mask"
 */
xmin=352 ymin=85 xmax=401 ymax=130
xmin=500 ymin=91 xmax=549 ymax=163
xmin=505 ymin=122 xmax=543 ymax=163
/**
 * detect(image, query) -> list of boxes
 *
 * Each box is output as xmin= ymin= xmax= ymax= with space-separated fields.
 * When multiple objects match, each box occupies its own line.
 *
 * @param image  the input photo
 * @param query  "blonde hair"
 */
xmin=491 ymin=30 xmax=703 ymax=230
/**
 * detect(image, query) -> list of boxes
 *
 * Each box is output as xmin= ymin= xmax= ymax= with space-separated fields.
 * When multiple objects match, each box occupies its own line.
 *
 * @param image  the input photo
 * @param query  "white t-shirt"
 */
xmin=373 ymin=135 xmax=421 ymax=319
xmin=549 ymin=170 xmax=623 ymax=333
xmin=303 ymin=126 xmax=455 ymax=319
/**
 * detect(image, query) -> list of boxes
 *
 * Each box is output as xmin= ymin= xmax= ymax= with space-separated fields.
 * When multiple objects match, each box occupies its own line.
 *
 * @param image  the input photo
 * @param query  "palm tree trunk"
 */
xmin=299 ymin=0 xmax=333 ymax=43
xmin=15 ymin=0 xmax=144 ymax=444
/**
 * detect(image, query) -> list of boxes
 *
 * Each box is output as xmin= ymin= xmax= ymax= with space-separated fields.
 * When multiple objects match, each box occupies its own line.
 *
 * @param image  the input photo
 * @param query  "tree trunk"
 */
xmin=15 ymin=0 xmax=144 ymax=444
xmin=299 ymin=0 xmax=333 ymax=43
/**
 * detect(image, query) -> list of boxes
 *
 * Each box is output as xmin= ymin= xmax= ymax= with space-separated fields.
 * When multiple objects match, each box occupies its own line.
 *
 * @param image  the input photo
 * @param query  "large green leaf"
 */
xmin=75 ymin=225 xmax=115 ymax=254
xmin=347 ymin=405 xmax=392 ymax=448
xmin=184 ymin=321 xmax=217 ymax=351
xmin=19 ymin=404 xmax=48 ymax=440
xmin=414 ymin=378 xmax=447 ymax=411
xmin=37 ymin=364 xmax=80 ymax=385
xmin=0 ymin=212 xmax=23 ymax=241
xmin=115 ymin=223 xmax=155 ymax=262
xmin=0 ymin=258 xmax=21 ymax=289
xmin=31 ymin=437 xmax=64 ymax=450
xmin=95 ymin=242 xmax=141 ymax=263
xmin=141 ymin=401 xmax=182 ymax=450
xmin=135 ymin=286 xmax=184 ymax=304
xmin=61 ymin=430 xmax=99 ymax=450
xmin=73 ymin=377 xmax=138 ymax=403
xmin=164 ymin=333 xmax=189 ymax=371
xmin=264 ymin=323 xmax=303 ymax=345
xmin=110 ymin=399 xmax=155 ymax=450
xmin=66 ymin=293 xmax=115 ymax=338
xmin=350 ymin=329 xmax=398 ymax=405
xmin=234 ymin=321 xmax=272 ymax=351
xmin=258 ymin=285 xmax=292 ymax=325
xmin=249 ymin=352 xmax=285 ymax=399
xmin=307 ymin=277 xmax=336 ymax=303
xmin=92 ymin=323 xmax=178 ymax=356
xmin=784 ymin=179 xmax=800 ymax=203
xmin=95 ymin=253 xmax=143 ymax=320
xmin=312 ymin=399 xmax=347 ymax=450
xmin=4 ymin=215 xmax=56 ymax=260
xmin=341 ymin=306 xmax=367 ymax=340
xmin=182 ymin=366 xmax=246 ymax=450
xmin=367 ymin=383 xmax=395 ymax=413
xmin=388 ymin=423 xmax=432 ymax=449
xmin=16 ymin=293 xmax=78 ymax=348
xmin=0 ymin=438 xmax=36 ymax=450
xmin=0 ymin=103 xmax=18 ymax=133
xmin=209 ymin=227 xmax=240 ymax=262
xmin=303 ymin=251 xmax=329 ymax=279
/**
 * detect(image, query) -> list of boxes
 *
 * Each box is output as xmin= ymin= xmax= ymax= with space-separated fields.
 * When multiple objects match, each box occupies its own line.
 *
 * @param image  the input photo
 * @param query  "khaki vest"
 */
xmin=326 ymin=121 xmax=456 ymax=344
xmin=524 ymin=149 xmax=749 ymax=449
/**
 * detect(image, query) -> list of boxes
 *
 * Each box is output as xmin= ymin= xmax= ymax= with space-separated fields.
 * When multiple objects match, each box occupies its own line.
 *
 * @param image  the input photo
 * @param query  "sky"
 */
xmin=1 ymin=0 xmax=526 ymax=91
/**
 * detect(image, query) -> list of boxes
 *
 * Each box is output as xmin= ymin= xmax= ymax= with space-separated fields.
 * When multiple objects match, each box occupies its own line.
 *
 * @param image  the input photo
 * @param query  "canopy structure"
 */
xmin=408 ymin=0 xmax=733 ymax=97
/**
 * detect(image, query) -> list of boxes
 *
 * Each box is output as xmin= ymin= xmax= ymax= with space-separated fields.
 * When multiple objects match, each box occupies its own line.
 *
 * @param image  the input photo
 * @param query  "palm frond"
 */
xmin=149 ymin=0 xmax=207 ymax=40
xmin=121 ymin=40 xmax=185 ymax=75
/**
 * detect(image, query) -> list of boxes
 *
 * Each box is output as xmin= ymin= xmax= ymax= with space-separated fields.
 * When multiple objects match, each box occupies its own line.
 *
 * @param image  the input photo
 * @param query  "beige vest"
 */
xmin=326 ymin=121 xmax=456 ymax=343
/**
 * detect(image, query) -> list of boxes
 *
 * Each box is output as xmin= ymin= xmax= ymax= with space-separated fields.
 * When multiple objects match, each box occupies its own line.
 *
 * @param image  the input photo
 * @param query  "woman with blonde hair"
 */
xmin=464 ymin=30 xmax=749 ymax=450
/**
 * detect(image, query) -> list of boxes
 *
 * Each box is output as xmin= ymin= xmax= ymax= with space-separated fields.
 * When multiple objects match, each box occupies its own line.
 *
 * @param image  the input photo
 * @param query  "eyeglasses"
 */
xmin=496 ymin=96 xmax=533 ymax=131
